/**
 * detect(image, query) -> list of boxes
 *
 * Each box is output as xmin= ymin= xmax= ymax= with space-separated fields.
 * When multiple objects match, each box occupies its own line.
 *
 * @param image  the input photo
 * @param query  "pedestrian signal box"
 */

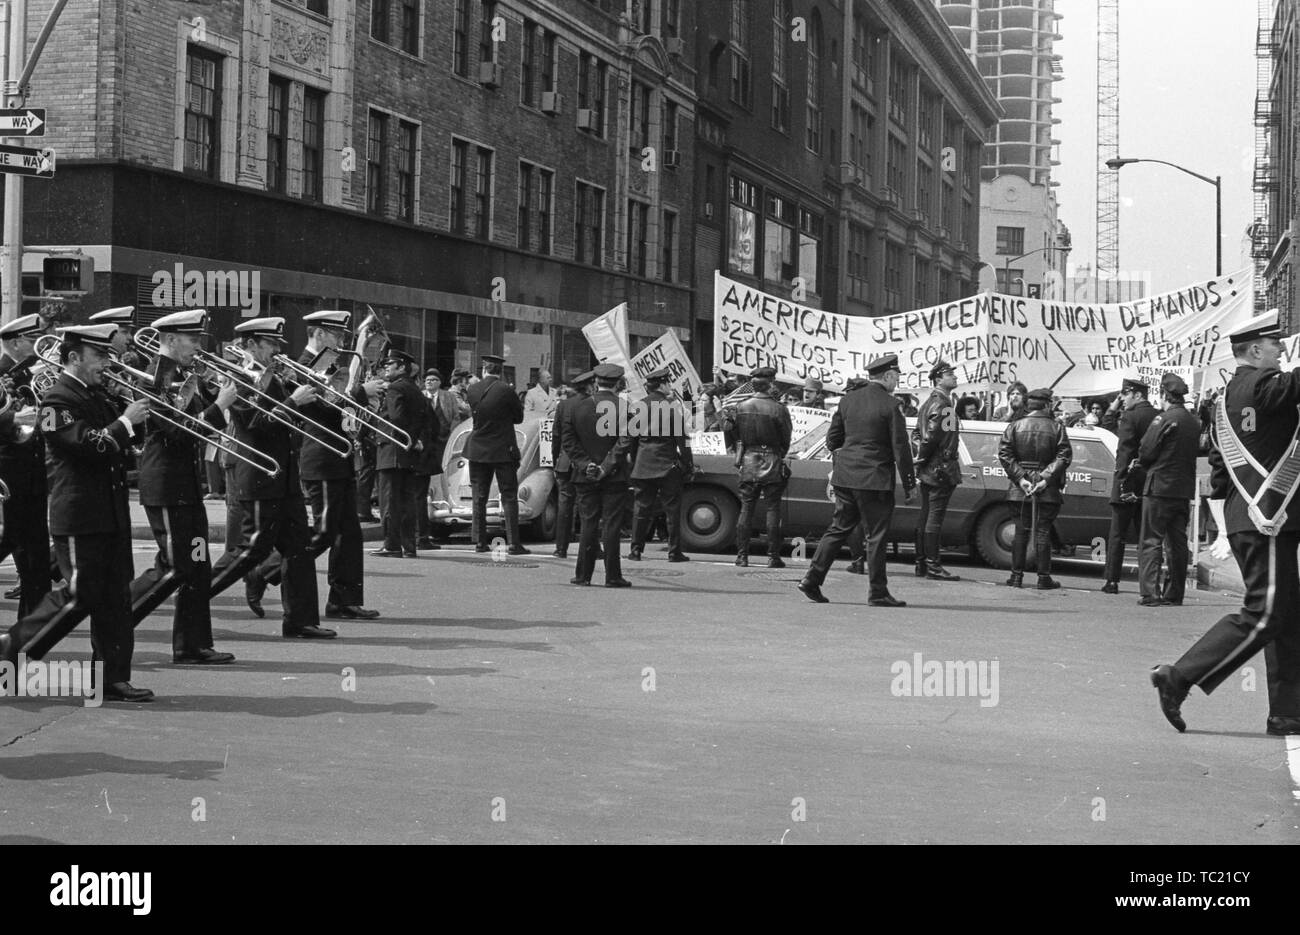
xmin=43 ymin=255 xmax=93 ymax=293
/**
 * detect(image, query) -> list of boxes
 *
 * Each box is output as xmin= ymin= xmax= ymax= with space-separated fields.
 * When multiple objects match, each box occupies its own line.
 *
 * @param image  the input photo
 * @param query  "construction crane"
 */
xmin=1094 ymin=0 xmax=1119 ymax=301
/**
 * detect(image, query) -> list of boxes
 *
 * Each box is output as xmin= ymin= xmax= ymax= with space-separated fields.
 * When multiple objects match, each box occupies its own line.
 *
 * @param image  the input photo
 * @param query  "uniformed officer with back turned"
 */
xmin=998 ymin=387 xmax=1072 ymax=590
xmin=623 ymin=366 xmax=693 ymax=563
xmin=465 ymin=353 xmax=527 ymax=555
xmin=371 ymin=348 xmax=428 ymax=559
xmin=722 ymin=366 xmax=793 ymax=568
xmin=1135 ymin=372 xmax=1200 ymax=607
xmin=563 ymin=362 xmax=632 ymax=587
xmin=1098 ymin=375 xmax=1158 ymax=594
xmin=551 ymin=370 xmax=593 ymax=559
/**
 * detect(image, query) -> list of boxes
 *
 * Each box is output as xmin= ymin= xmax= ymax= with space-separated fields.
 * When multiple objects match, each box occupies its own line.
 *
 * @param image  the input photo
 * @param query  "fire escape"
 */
xmin=1252 ymin=0 xmax=1279 ymax=311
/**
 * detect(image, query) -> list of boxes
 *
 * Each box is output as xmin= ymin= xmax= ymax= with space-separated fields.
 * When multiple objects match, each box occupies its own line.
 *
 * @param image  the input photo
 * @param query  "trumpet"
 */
xmin=33 ymin=334 xmax=282 ymax=478
xmin=133 ymin=327 xmax=353 ymax=459
xmin=274 ymin=352 xmax=412 ymax=450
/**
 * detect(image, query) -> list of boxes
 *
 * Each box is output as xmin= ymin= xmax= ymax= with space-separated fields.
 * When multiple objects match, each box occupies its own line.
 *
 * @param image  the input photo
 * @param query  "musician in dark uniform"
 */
xmin=799 ymin=354 xmax=915 ymax=605
xmin=1098 ymin=376 xmax=1158 ymax=593
xmin=998 ymin=387 xmax=1072 ymax=590
xmin=563 ymin=363 xmax=632 ymax=586
xmin=1135 ymin=373 xmax=1200 ymax=607
xmin=209 ymin=317 xmax=335 ymax=639
xmin=1152 ymin=310 xmax=1300 ymax=735
xmin=551 ymin=371 xmax=591 ymax=559
xmin=721 ymin=366 xmax=793 ymax=568
xmin=465 ymin=353 xmax=528 ymax=555
xmin=912 ymin=360 xmax=962 ymax=581
xmin=128 ymin=310 xmax=238 ymax=663
xmin=0 ymin=313 xmax=52 ymax=617
xmin=622 ymin=367 xmax=694 ymax=563
xmin=0 ymin=324 xmax=153 ymax=702
xmin=371 ymin=349 xmax=428 ymax=558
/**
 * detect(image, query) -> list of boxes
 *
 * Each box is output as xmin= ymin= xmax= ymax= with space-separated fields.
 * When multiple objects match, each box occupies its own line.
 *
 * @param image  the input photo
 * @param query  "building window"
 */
xmin=730 ymin=0 xmax=751 ymax=108
xmin=541 ymin=32 xmax=557 ymax=94
xmin=728 ymin=175 xmax=757 ymax=276
xmin=307 ymin=0 xmax=328 ymax=13
xmin=630 ymin=80 xmax=651 ymax=152
xmin=578 ymin=54 xmax=608 ymax=137
xmin=452 ymin=0 xmax=469 ymax=76
xmin=472 ymin=145 xmax=492 ymax=238
xmin=397 ymin=120 xmax=417 ymax=221
xmin=183 ymin=46 xmax=221 ymax=178
xmin=521 ymin=20 xmax=537 ymax=106
xmin=639 ymin=0 xmax=653 ymax=34
xmin=848 ymin=223 xmax=871 ymax=302
xmin=799 ymin=208 xmax=821 ymax=295
xmin=664 ymin=0 xmax=679 ymax=37
xmin=997 ymin=267 xmax=1025 ymax=296
xmin=267 ymin=77 xmax=289 ymax=194
xmin=367 ymin=110 xmax=387 ymax=214
xmin=916 ymin=161 xmax=933 ymax=222
xmin=480 ymin=0 xmax=497 ymax=66
xmin=852 ymin=16 xmax=875 ymax=93
xmin=764 ymin=195 xmax=795 ymax=285
xmin=886 ymin=134 xmax=906 ymax=202
xmin=302 ymin=88 xmax=325 ymax=202
xmin=771 ymin=0 xmax=790 ymax=131
xmin=915 ymin=258 xmax=931 ymax=307
xmin=889 ymin=55 xmax=909 ymax=125
xmin=996 ymin=226 xmax=1025 ymax=256
xmin=963 ymin=141 xmax=978 ymax=191
xmin=938 ymin=269 xmax=953 ymax=302
xmin=918 ymin=94 xmax=935 ymax=153
xmin=399 ymin=0 xmax=420 ymax=55
xmin=518 ymin=161 xmax=553 ymax=254
xmin=662 ymin=209 xmax=677 ymax=282
xmin=805 ymin=12 xmax=822 ymax=154
xmin=627 ymin=200 xmax=649 ymax=276
xmin=575 ymin=181 xmax=605 ymax=266
xmin=850 ymin=104 xmax=872 ymax=177
xmin=940 ymin=182 xmax=954 ymax=234
xmin=371 ymin=0 xmax=390 ymax=43
xmin=450 ymin=138 xmax=491 ymax=238
xmin=884 ymin=242 xmax=903 ymax=313
xmin=662 ymin=100 xmax=678 ymax=159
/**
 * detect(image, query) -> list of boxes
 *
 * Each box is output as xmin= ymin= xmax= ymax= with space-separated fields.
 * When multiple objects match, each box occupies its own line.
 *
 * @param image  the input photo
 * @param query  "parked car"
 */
xmin=429 ymin=418 xmax=557 ymax=541
xmin=679 ymin=419 xmax=1118 ymax=569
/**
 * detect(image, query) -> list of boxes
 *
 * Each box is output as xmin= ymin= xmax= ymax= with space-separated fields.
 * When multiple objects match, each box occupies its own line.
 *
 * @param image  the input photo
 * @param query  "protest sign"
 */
xmin=630 ymin=330 xmax=704 ymax=401
xmin=787 ymin=405 xmax=832 ymax=444
xmin=582 ymin=303 xmax=642 ymax=396
xmin=688 ymin=432 xmax=728 ymax=455
xmin=539 ymin=418 xmax=553 ymax=468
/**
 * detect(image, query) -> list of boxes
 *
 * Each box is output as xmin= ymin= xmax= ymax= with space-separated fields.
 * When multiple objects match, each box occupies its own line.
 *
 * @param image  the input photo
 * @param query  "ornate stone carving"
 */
xmin=271 ymin=13 xmax=330 ymax=76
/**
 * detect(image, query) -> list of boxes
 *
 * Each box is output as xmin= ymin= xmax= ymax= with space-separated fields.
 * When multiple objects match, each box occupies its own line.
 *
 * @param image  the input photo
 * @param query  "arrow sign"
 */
xmin=0 ymin=108 xmax=45 ymax=136
xmin=0 ymin=144 xmax=54 ymax=178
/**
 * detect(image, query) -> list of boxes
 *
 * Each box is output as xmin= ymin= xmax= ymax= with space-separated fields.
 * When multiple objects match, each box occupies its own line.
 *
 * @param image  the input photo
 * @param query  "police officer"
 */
xmin=1135 ymin=373 xmax=1200 ymax=607
xmin=913 ymin=359 xmax=962 ymax=581
xmin=623 ymin=366 xmax=693 ymax=563
xmin=465 ymin=353 xmax=527 ymax=555
xmin=799 ymin=354 xmax=915 ymax=605
xmin=0 ymin=313 xmax=52 ymax=617
xmin=552 ymin=370 xmax=593 ymax=559
xmin=128 ymin=310 xmax=239 ymax=663
xmin=1151 ymin=311 xmax=1300 ymax=736
xmin=0 ymin=324 xmax=153 ymax=702
xmin=370 ymin=348 xmax=428 ymax=558
xmin=210 ymin=317 xmax=335 ymax=639
xmin=998 ymin=387 xmax=1072 ymax=590
xmin=1098 ymin=376 xmax=1158 ymax=593
xmin=563 ymin=362 xmax=632 ymax=587
xmin=722 ymin=366 xmax=793 ymax=568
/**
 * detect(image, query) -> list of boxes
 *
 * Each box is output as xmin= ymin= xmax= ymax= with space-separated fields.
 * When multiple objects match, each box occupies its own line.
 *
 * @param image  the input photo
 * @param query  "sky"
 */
xmin=1053 ymin=0 xmax=1258 ymax=293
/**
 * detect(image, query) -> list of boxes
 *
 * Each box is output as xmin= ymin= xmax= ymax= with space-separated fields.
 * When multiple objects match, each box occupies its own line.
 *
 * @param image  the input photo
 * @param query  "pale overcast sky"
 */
xmin=1053 ymin=0 xmax=1257 ymax=293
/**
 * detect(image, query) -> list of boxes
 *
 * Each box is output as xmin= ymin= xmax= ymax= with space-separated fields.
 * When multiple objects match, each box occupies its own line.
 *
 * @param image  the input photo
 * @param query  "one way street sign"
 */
xmin=0 ymin=108 xmax=45 ymax=136
xmin=0 ymin=144 xmax=54 ymax=177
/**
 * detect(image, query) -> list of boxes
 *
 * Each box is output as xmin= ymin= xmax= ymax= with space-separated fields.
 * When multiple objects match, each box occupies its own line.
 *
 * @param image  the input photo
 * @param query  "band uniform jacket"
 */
xmin=721 ymin=391 xmax=792 ymax=485
xmin=138 ymin=354 xmax=226 ymax=507
xmin=1101 ymin=399 xmax=1157 ymax=504
xmin=298 ymin=347 xmax=367 ymax=482
xmin=228 ymin=372 xmax=303 ymax=501
xmin=562 ymin=388 xmax=628 ymax=484
xmin=998 ymin=410 xmax=1072 ymax=504
xmin=1208 ymin=364 xmax=1300 ymax=536
xmin=376 ymin=373 xmax=428 ymax=472
xmin=1137 ymin=404 xmax=1200 ymax=500
xmin=0 ymin=352 xmax=47 ymax=497
xmin=551 ymin=394 xmax=577 ymax=474
xmin=914 ymin=388 xmax=962 ymax=489
xmin=618 ymin=389 xmax=694 ymax=480
xmin=827 ymin=381 xmax=916 ymax=491
xmin=39 ymin=373 xmax=139 ymax=536
xmin=464 ymin=375 xmax=523 ymax=464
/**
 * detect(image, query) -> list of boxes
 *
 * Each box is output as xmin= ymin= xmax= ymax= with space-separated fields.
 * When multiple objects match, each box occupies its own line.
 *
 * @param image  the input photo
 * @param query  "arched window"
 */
xmin=806 ymin=10 xmax=822 ymax=153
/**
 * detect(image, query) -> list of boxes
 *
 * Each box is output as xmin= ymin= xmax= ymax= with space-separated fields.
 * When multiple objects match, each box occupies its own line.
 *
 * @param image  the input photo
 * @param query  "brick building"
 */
xmin=18 ymin=0 xmax=696 ymax=383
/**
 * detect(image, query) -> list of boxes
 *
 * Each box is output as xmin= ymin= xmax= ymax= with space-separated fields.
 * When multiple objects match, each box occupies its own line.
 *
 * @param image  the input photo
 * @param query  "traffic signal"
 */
xmin=43 ymin=255 xmax=93 ymax=293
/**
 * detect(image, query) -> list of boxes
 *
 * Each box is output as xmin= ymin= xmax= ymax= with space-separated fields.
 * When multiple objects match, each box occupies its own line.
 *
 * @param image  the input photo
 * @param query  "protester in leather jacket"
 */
xmin=720 ymin=366 xmax=793 ymax=567
xmin=998 ymin=387 xmax=1072 ymax=589
xmin=913 ymin=360 xmax=963 ymax=581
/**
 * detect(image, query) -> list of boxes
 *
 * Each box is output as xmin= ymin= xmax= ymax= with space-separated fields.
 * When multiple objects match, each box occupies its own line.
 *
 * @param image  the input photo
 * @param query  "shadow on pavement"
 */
xmin=0 ymin=752 xmax=222 ymax=781
xmin=152 ymin=695 xmax=438 ymax=718
xmin=167 ymin=631 xmax=558 ymax=653
xmin=0 ymin=835 xmax=67 ymax=844
xmin=130 ymin=652 xmax=498 ymax=678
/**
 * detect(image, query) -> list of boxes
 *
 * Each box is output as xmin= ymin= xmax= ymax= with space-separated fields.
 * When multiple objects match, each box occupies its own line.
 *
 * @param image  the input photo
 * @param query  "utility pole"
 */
xmin=0 ymin=0 xmax=24 ymax=325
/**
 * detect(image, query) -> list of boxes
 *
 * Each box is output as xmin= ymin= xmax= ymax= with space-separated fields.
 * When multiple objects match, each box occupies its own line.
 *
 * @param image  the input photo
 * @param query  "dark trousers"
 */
xmin=574 ymin=479 xmax=629 ymax=583
xmin=130 ymin=503 xmax=214 ymax=657
xmin=256 ymin=479 xmax=365 ymax=604
xmin=356 ymin=444 xmax=376 ymax=515
xmin=0 ymin=488 xmax=52 ymax=618
xmin=222 ymin=464 xmax=244 ymax=561
xmin=416 ymin=474 xmax=437 ymax=539
xmin=469 ymin=460 xmax=521 ymax=547
xmin=807 ymin=487 xmax=895 ymax=598
xmin=1104 ymin=500 xmax=1142 ymax=581
xmin=210 ymin=495 xmax=320 ymax=631
xmin=377 ymin=468 xmax=420 ymax=553
xmin=205 ymin=459 xmax=225 ymax=496
xmin=1175 ymin=530 xmax=1300 ymax=716
xmin=1011 ymin=498 xmax=1061 ymax=576
xmin=736 ymin=479 xmax=787 ymax=556
xmin=8 ymin=531 xmax=134 ymax=683
xmin=554 ymin=470 xmax=577 ymax=554
xmin=1138 ymin=495 xmax=1189 ymax=602
xmin=915 ymin=482 xmax=955 ymax=566
xmin=631 ymin=469 xmax=684 ymax=554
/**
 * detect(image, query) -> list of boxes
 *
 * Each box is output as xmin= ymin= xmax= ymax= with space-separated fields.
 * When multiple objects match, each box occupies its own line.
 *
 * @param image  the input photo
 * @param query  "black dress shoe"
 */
xmin=797 ymin=580 xmax=829 ymax=603
xmin=1266 ymin=715 xmax=1300 ymax=736
xmin=244 ymin=572 xmax=267 ymax=618
xmin=570 ymin=577 xmax=591 ymax=586
xmin=847 ymin=559 xmax=865 ymax=575
xmin=416 ymin=538 xmax=441 ymax=550
xmin=766 ymin=556 xmax=784 ymax=569
xmin=474 ymin=544 xmax=491 ymax=553
xmin=1101 ymin=581 xmax=1119 ymax=594
xmin=605 ymin=578 xmax=633 ymax=588
xmin=403 ymin=551 xmax=418 ymax=559
xmin=174 ymin=648 xmax=236 ymax=665
xmin=3 ymin=585 xmax=19 ymax=599
xmin=869 ymin=594 xmax=907 ymax=607
xmin=104 ymin=682 xmax=154 ymax=703
xmin=552 ymin=550 xmax=567 ymax=559
xmin=914 ymin=562 xmax=927 ymax=578
xmin=627 ymin=550 xmax=643 ymax=561
xmin=284 ymin=625 xmax=337 ymax=639
xmin=326 ymin=604 xmax=380 ymax=620
xmin=1006 ymin=572 xmax=1023 ymax=588
xmin=669 ymin=552 xmax=691 ymax=563
xmin=926 ymin=566 xmax=960 ymax=581
xmin=1150 ymin=665 xmax=1188 ymax=732
xmin=370 ymin=548 xmax=403 ymax=557
xmin=507 ymin=545 xmax=531 ymax=556
xmin=735 ymin=555 xmax=749 ymax=567
xmin=1138 ymin=596 xmax=1171 ymax=606
xmin=1036 ymin=576 xmax=1062 ymax=591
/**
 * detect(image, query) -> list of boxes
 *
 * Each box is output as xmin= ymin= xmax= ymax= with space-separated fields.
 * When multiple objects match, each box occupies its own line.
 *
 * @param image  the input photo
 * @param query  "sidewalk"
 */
xmin=128 ymin=496 xmax=386 ymax=543
xmin=1196 ymin=544 xmax=1245 ymax=596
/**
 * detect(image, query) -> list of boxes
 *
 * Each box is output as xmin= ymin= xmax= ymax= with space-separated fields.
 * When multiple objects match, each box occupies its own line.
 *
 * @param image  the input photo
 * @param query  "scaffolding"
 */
xmin=1252 ymin=0 xmax=1279 ymax=309
xmin=1094 ymin=0 xmax=1120 ymax=284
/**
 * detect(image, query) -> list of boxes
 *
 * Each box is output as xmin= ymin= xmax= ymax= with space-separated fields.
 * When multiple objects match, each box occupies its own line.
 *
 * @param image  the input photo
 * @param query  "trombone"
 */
xmin=133 ymin=327 xmax=354 ymax=459
xmin=274 ymin=351 xmax=413 ymax=450
xmin=33 ymin=335 xmax=282 ymax=478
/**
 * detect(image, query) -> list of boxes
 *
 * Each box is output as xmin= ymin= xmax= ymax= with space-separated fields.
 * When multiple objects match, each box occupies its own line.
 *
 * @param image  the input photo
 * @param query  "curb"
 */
xmin=130 ymin=521 xmax=388 ymax=544
xmin=1196 ymin=552 xmax=1245 ymax=596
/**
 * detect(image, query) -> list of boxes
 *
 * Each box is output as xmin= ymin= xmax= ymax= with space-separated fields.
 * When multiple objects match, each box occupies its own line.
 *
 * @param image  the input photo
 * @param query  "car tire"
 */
xmin=679 ymin=487 xmax=739 ymax=553
xmin=974 ymin=504 xmax=1017 ymax=570
xmin=526 ymin=492 xmax=558 ymax=542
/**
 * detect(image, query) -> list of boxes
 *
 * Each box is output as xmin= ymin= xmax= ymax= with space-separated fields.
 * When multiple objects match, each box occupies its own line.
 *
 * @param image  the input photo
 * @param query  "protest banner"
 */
xmin=1134 ymin=364 xmax=1195 ymax=399
xmin=630 ymin=330 xmax=704 ymax=402
xmin=787 ymin=405 xmax=832 ymax=444
xmin=539 ymin=418 xmax=553 ymax=468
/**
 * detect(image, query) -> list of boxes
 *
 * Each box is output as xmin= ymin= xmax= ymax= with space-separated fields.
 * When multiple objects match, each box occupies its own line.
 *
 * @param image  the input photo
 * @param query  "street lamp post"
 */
xmin=1002 ymin=246 xmax=1070 ymax=297
xmin=1106 ymin=157 xmax=1222 ymax=277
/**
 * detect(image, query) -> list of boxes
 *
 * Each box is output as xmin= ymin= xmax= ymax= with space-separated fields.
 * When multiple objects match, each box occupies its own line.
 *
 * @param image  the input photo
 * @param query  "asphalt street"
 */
xmin=0 ymin=539 xmax=1296 ymax=845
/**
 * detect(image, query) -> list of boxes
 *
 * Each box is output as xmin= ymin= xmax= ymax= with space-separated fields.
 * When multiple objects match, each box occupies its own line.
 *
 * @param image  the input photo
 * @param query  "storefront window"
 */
xmin=504 ymin=319 xmax=551 ymax=390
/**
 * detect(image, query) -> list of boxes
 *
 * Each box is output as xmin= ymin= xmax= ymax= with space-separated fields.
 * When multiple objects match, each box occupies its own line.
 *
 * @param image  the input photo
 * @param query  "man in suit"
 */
xmin=912 ymin=359 xmax=963 ymax=581
xmin=1135 ymin=373 xmax=1201 ymax=607
xmin=524 ymin=369 xmax=559 ymax=421
xmin=799 ymin=354 xmax=915 ymax=605
xmin=551 ymin=370 xmax=593 ymax=559
xmin=623 ymin=367 xmax=694 ymax=562
xmin=998 ymin=387 xmax=1072 ymax=590
xmin=563 ymin=363 xmax=632 ymax=587
xmin=0 ymin=324 xmax=153 ymax=702
xmin=1098 ymin=376 xmax=1158 ymax=593
xmin=722 ymin=366 xmax=793 ymax=568
xmin=416 ymin=368 xmax=456 ymax=550
xmin=1152 ymin=310 xmax=1300 ymax=736
xmin=371 ymin=349 xmax=428 ymax=559
xmin=465 ymin=353 xmax=528 ymax=555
